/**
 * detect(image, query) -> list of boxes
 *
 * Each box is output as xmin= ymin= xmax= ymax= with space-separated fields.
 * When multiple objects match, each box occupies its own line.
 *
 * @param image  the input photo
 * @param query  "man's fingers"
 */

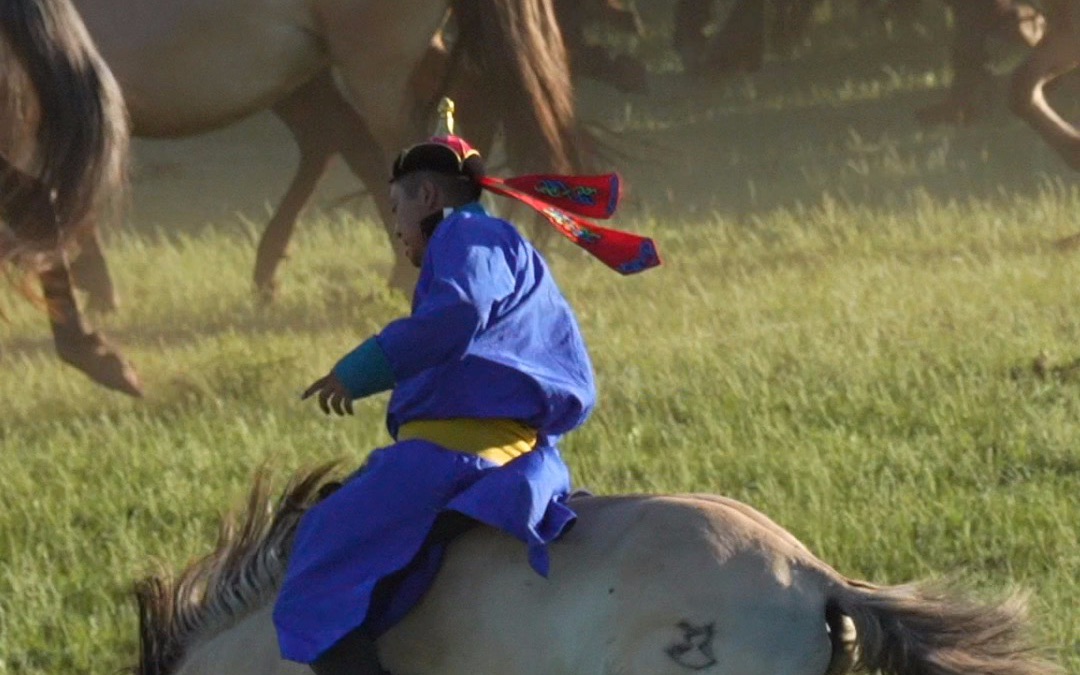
xmin=331 ymin=391 xmax=348 ymax=416
xmin=302 ymin=374 xmax=355 ymax=416
xmin=302 ymin=376 xmax=326 ymax=400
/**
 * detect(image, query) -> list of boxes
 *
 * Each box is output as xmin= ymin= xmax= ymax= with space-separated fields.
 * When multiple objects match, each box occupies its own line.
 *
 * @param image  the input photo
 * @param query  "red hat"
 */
xmin=391 ymin=100 xmax=485 ymax=204
xmin=392 ymin=98 xmax=660 ymax=275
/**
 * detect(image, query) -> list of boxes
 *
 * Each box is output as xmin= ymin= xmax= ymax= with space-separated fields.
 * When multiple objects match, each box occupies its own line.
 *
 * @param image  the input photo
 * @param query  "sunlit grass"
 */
xmin=2 ymin=187 xmax=1078 ymax=672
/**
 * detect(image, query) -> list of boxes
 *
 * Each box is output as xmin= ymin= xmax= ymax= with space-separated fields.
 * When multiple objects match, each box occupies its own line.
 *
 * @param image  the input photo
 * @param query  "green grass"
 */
xmin=3 ymin=7 xmax=1080 ymax=672
xmin=2 ymin=195 xmax=1077 ymax=673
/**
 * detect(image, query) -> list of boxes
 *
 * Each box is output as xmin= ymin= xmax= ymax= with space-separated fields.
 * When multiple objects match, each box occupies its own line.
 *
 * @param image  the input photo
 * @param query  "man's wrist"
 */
xmin=332 ymin=336 xmax=395 ymax=398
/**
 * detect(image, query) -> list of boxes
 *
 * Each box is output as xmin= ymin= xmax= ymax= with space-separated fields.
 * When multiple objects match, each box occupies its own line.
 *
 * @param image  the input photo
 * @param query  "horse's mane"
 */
xmin=131 ymin=464 xmax=339 ymax=675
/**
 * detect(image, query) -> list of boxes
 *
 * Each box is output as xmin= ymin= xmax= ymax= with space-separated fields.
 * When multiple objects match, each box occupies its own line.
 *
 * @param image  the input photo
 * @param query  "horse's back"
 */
xmin=73 ymin=0 xmax=327 ymax=135
xmin=380 ymin=494 xmax=837 ymax=675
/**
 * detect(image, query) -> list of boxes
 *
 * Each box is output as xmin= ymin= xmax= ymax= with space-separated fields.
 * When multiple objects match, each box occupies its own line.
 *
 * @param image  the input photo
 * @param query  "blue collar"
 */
xmin=426 ymin=202 xmax=487 ymax=239
xmin=453 ymin=202 xmax=487 ymax=217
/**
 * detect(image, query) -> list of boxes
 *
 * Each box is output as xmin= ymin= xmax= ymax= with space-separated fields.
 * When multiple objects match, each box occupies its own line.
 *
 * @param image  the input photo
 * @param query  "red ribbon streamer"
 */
xmin=481 ymin=176 xmax=660 ymax=275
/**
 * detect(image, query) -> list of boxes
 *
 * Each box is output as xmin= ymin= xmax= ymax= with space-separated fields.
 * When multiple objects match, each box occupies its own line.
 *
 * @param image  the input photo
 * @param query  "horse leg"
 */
xmin=771 ymin=0 xmax=824 ymax=56
xmin=310 ymin=1 xmax=452 ymax=290
xmin=258 ymin=78 xmax=337 ymax=304
xmin=705 ymin=0 xmax=766 ymax=75
xmin=673 ymin=0 xmax=714 ymax=74
xmin=324 ymin=80 xmax=418 ymax=293
xmin=554 ymin=0 xmax=648 ymax=93
xmin=918 ymin=0 xmax=1045 ymax=127
xmin=265 ymin=70 xmax=417 ymax=298
xmin=40 ymin=250 xmax=142 ymax=396
xmin=68 ymin=223 xmax=119 ymax=312
xmin=1009 ymin=6 xmax=1080 ymax=170
xmin=915 ymin=0 xmax=995 ymax=126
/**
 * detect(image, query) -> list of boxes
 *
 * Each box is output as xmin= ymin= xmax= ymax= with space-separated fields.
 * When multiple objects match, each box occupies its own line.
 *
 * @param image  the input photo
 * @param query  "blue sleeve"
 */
xmin=376 ymin=220 xmax=517 ymax=382
xmin=332 ymin=336 xmax=395 ymax=398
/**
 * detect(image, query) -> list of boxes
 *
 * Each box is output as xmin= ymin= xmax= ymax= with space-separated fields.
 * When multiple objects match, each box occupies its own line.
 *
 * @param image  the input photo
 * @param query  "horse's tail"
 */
xmin=0 ymin=0 xmax=128 ymax=247
xmin=451 ymin=0 xmax=578 ymax=173
xmin=825 ymin=577 xmax=1059 ymax=675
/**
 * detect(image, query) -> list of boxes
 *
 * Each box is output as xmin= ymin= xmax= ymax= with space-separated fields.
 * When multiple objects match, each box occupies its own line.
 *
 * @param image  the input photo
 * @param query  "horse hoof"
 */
xmin=256 ymin=281 xmax=279 ymax=306
xmin=1053 ymin=232 xmax=1080 ymax=251
xmin=98 ymin=360 xmax=144 ymax=397
xmin=58 ymin=332 xmax=144 ymax=397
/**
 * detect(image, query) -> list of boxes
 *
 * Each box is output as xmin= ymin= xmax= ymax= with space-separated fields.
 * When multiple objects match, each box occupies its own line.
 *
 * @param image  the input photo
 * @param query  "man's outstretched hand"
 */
xmin=302 ymin=372 xmax=354 ymax=416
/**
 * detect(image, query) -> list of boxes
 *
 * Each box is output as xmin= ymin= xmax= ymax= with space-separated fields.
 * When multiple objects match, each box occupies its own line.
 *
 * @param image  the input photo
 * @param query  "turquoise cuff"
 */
xmin=332 ymin=336 xmax=395 ymax=399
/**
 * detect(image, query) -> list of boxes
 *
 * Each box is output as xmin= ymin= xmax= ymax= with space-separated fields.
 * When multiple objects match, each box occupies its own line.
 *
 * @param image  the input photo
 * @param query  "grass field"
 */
xmin=2 ymin=4 xmax=1079 ymax=673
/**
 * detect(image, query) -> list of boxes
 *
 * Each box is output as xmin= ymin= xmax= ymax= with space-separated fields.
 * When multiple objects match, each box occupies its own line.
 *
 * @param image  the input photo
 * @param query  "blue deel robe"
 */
xmin=273 ymin=204 xmax=596 ymax=663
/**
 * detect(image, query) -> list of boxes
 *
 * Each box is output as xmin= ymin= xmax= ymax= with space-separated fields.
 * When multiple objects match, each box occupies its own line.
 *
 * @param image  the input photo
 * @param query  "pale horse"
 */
xmin=131 ymin=466 xmax=1057 ymax=675
xmin=70 ymin=0 xmax=577 ymax=305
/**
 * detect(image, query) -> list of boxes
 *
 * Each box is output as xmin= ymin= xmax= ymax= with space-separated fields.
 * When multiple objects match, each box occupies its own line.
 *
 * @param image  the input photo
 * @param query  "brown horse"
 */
xmin=70 ymin=0 xmax=579 ymax=307
xmin=917 ymin=0 xmax=1047 ymax=127
xmin=130 ymin=465 xmax=1058 ymax=675
xmin=673 ymin=0 xmax=1046 ymax=128
xmin=673 ymin=0 xmax=823 ymax=76
xmin=1 ymin=0 xmax=140 ymax=395
xmin=1010 ymin=0 xmax=1080 ymax=169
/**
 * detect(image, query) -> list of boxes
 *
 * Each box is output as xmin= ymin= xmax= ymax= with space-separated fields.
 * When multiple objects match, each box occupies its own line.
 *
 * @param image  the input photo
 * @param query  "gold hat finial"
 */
xmin=435 ymin=97 xmax=456 ymax=136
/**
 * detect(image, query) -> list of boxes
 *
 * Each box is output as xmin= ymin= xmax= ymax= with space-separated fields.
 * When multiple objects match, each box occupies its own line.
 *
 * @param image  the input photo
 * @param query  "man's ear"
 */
xmin=420 ymin=178 xmax=440 ymax=210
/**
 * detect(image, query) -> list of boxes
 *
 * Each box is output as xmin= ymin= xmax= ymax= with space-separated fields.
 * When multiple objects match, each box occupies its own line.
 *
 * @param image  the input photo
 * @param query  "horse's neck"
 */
xmin=175 ymin=603 xmax=307 ymax=675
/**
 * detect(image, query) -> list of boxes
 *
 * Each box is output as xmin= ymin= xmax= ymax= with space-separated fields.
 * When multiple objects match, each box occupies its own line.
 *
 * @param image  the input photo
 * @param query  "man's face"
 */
xmin=390 ymin=179 xmax=437 ymax=267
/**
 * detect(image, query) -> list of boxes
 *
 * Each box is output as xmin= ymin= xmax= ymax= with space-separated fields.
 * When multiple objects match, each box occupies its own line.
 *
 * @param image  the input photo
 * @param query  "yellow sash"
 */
xmin=397 ymin=418 xmax=538 ymax=466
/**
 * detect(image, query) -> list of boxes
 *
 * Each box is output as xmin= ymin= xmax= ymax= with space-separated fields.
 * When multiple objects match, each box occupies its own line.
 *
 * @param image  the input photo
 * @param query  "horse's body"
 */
xmin=71 ymin=0 xmax=576 ymax=303
xmin=133 ymin=468 xmax=1054 ymax=675
xmin=1 ymin=0 xmax=141 ymax=395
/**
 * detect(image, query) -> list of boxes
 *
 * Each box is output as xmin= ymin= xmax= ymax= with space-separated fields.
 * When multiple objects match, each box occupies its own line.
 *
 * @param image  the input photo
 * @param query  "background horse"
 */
xmin=131 ymin=466 xmax=1057 ymax=675
xmin=70 ymin=0 xmax=579 ymax=308
xmin=253 ymin=0 xmax=644 ymax=302
xmin=1 ymin=0 xmax=140 ymax=395
xmin=1010 ymin=0 xmax=1080 ymax=169
xmin=673 ymin=0 xmax=1045 ymax=126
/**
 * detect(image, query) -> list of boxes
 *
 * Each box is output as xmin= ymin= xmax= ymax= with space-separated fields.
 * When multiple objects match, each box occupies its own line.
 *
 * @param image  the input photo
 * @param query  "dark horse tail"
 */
xmin=0 ymin=0 xmax=127 ymax=247
xmin=822 ymin=577 xmax=1059 ymax=675
xmin=451 ymin=0 xmax=578 ymax=173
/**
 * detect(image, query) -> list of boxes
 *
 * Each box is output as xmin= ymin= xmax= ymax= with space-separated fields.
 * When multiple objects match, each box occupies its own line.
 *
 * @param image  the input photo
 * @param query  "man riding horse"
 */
xmin=273 ymin=99 xmax=659 ymax=674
